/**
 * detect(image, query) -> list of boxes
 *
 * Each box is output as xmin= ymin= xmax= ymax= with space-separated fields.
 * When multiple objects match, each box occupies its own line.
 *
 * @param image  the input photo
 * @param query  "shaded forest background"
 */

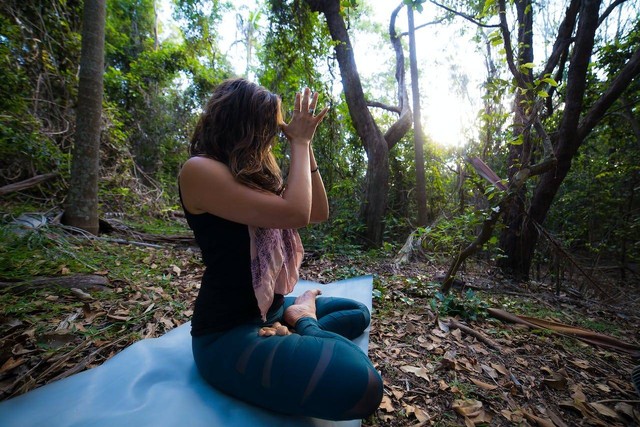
xmin=1 ymin=1 xmax=640 ymax=425
xmin=1 ymin=0 xmax=638 ymax=284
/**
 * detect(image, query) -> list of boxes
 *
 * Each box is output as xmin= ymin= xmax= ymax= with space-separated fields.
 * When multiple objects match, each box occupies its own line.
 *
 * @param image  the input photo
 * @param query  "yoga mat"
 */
xmin=0 ymin=276 xmax=374 ymax=427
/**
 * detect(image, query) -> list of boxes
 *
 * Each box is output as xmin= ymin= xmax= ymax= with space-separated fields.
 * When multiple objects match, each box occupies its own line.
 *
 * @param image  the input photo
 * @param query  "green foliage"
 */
xmin=0 ymin=1 xmax=82 ymax=192
xmin=545 ymin=22 xmax=640 ymax=269
xmin=416 ymin=209 xmax=499 ymax=260
xmin=430 ymin=289 xmax=488 ymax=321
xmin=403 ymin=0 xmax=427 ymax=13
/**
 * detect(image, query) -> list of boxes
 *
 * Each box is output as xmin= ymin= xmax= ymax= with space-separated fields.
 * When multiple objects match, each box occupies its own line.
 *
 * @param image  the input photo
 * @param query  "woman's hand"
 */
xmin=280 ymin=88 xmax=329 ymax=145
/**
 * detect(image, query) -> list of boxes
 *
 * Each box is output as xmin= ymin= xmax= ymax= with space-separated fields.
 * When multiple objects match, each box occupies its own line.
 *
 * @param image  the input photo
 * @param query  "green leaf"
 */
xmin=538 ymin=90 xmax=549 ymax=98
xmin=510 ymin=134 xmax=524 ymax=145
xmin=541 ymin=77 xmax=559 ymax=87
xmin=520 ymin=62 xmax=535 ymax=69
xmin=482 ymin=0 xmax=496 ymax=16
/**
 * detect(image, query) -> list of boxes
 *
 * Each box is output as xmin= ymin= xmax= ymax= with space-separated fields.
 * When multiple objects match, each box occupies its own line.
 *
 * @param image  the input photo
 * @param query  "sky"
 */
xmin=349 ymin=2 xmax=485 ymax=147
xmin=159 ymin=0 xmax=486 ymax=147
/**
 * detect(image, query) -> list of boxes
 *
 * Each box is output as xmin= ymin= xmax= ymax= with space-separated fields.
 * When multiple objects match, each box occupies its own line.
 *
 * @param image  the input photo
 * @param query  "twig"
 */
xmin=592 ymin=399 xmax=640 ymax=404
xmin=447 ymin=318 xmax=501 ymax=350
xmin=96 ymin=237 xmax=163 ymax=248
xmin=48 ymin=335 xmax=129 ymax=383
xmin=12 ymin=339 xmax=92 ymax=397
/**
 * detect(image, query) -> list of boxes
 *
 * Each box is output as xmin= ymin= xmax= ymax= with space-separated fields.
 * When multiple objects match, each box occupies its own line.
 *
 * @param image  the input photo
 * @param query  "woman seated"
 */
xmin=178 ymin=78 xmax=383 ymax=421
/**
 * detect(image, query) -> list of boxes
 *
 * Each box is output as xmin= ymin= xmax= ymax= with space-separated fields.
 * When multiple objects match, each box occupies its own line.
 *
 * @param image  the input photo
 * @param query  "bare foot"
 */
xmin=284 ymin=289 xmax=322 ymax=326
xmin=258 ymin=322 xmax=291 ymax=337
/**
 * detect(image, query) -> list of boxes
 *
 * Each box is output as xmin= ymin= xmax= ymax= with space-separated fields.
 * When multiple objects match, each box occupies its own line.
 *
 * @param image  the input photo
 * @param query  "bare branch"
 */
xmin=399 ymin=17 xmax=448 ymax=37
xmin=533 ymin=118 xmax=555 ymax=161
xmin=497 ymin=0 xmax=527 ymax=88
xmin=577 ymin=47 xmax=640 ymax=142
xmin=367 ymin=101 xmax=401 ymax=114
xmin=384 ymin=1 xmax=413 ymax=150
xmin=0 ymin=173 xmax=59 ymax=195
xmin=384 ymin=112 xmax=413 ymax=148
xmin=598 ymin=0 xmax=630 ymax=27
xmin=429 ymin=0 xmax=500 ymax=28
xmin=539 ymin=0 xmax=580 ymax=78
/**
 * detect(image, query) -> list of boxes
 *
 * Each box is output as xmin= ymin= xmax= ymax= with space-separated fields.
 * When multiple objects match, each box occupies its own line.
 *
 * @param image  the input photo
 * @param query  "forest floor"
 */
xmin=1 ymin=216 xmax=639 ymax=426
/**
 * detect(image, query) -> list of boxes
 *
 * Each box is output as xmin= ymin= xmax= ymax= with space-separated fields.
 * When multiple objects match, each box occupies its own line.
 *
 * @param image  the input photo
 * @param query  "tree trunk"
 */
xmin=305 ymin=0 xmax=411 ymax=247
xmin=498 ymin=0 xmax=640 ymax=278
xmin=498 ymin=0 xmax=535 ymax=278
xmin=64 ymin=0 xmax=106 ymax=235
xmin=407 ymin=6 xmax=428 ymax=227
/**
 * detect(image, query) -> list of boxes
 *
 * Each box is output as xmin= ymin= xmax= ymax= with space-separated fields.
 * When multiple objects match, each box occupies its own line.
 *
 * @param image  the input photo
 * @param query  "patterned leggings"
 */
xmin=191 ymin=296 xmax=383 ymax=421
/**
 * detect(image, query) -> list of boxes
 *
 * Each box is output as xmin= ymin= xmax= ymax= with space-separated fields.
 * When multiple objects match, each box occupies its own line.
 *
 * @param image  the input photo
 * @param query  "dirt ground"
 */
xmin=1 ymin=245 xmax=639 ymax=426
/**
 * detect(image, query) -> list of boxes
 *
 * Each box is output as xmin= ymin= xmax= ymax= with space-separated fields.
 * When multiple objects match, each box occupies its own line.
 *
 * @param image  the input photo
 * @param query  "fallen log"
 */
xmin=0 ymin=173 xmax=58 ymax=196
xmin=488 ymin=308 xmax=640 ymax=358
xmin=0 ymin=274 xmax=111 ymax=294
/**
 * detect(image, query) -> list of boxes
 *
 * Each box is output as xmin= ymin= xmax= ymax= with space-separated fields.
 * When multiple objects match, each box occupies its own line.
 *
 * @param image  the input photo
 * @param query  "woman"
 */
xmin=179 ymin=78 xmax=383 ymax=421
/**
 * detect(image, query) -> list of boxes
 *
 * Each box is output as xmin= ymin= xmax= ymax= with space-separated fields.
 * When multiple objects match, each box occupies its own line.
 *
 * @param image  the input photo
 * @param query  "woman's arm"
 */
xmin=309 ymin=145 xmax=329 ymax=223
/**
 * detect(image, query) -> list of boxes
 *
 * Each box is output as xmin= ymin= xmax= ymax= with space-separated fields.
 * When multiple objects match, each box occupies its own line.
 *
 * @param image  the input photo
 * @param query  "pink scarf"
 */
xmin=248 ymin=226 xmax=304 ymax=320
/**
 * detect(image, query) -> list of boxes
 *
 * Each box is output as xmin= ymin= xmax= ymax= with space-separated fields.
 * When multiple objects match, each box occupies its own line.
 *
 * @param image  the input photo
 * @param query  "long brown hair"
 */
xmin=190 ymin=78 xmax=284 ymax=194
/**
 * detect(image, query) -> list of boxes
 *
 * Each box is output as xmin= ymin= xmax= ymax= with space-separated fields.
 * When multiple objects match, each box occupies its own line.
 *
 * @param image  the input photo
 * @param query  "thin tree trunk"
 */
xmin=305 ymin=0 xmax=412 ymax=247
xmin=515 ymin=0 xmax=601 ymax=276
xmin=64 ymin=0 xmax=106 ymax=235
xmin=407 ymin=6 xmax=428 ymax=226
xmin=498 ymin=0 xmax=535 ymax=278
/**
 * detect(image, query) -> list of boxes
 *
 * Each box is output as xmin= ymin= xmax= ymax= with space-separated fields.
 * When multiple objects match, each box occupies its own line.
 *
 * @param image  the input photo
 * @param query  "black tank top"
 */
xmin=180 ymin=190 xmax=283 ymax=336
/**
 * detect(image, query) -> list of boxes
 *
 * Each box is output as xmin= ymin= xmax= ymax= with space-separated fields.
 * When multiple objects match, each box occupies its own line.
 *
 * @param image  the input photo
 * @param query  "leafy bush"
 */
xmin=430 ymin=289 xmax=488 ymax=321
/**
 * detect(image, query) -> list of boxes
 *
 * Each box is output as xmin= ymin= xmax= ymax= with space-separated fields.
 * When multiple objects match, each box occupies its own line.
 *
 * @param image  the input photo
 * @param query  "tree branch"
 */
xmin=539 ymin=0 xmax=580 ymax=78
xmin=0 ymin=173 xmax=58 ymax=195
xmin=429 ymin=0 xmax=500 ymax=28
xmin=367 ymin=101 xmax=401 ymax=114
xmin=577 ymin=47 xmax=640 ymax=142
xmin=598 ymin=0 xmax=630 ymax=27
xmin=399 ymin=17 xmax=448 ymax=36
xmin=384 ymin=1 xmax=413 ymax=150
xmin=497 ymin=0 xmax=527 ymax=88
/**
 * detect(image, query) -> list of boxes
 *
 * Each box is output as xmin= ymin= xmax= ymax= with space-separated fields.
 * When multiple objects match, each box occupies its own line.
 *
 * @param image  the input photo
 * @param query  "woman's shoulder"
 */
xmin=183 ymin=155 xmax=223 ymax=169
xmin=181 ymin=156 xmax=230 ymax=179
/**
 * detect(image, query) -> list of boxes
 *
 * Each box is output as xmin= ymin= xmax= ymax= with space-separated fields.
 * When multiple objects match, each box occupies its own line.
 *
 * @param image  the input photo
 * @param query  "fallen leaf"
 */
xmin=437 ymin=319 xmax=450 ymax=332
xmin=453 ymin=399 xmax=493 ymax=426
xmin=380 ymin=395 xmax=394 ymax=413
xmin=589 ymin=402 xmax=619 ymax=420
xmin=541 ymin=368 xmax=568 ymax=390
xmin=70 ymin=288 xmax=92 ymax=300
xmin=470 ymin=377 xmax=498 ymax=390
xmin=491 ymin=363 xmax=509 ymax=376
xmin=401 ymin=365 xmax=430 ymax=381
xmin=0 ymin=357 xmax=26 ymax=373
xmin=569 ymin=359 xmax=590 ymax=369
xmin=522 ymin=409 xmax=555 ymax=427
xmin=405 ymin=404 xmax=430 ymax=423
xmin=453 ymin=399 xmax=483 ymax=418
xmin=500 ymin=409 xmax=524 ymax=423
xmin=391 ymin=388 xmax=404 ymax=400
xmin=481 ymin=364 xmax=499 ymax=380
xmin=614 ymin=402 xmax=633 ymax=417
xmin=571 ymin=384 xmax=587 ymax=402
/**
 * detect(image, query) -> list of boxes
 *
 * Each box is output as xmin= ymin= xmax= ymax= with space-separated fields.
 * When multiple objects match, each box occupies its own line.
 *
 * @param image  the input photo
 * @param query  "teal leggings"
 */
xmin=192 ymin=296 xmax=383 ymax=421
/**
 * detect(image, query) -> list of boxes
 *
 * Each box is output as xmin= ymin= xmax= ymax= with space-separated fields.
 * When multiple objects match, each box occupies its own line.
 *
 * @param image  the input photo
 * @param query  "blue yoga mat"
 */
xmin=0 ymin=276 xmax=374 ymax=427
